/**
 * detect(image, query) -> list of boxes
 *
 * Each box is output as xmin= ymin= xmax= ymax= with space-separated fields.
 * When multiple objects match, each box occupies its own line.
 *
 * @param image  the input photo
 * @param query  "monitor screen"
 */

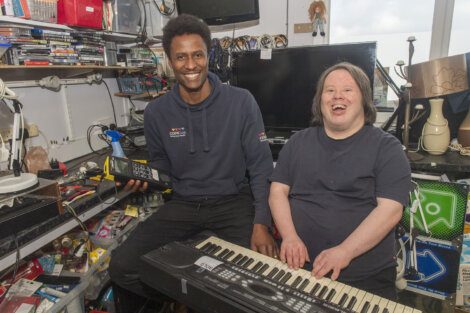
xmin=175 ymin=0 xmax=259 ymax=26
xmin=231 ymin=42 xmax=377 ymax=131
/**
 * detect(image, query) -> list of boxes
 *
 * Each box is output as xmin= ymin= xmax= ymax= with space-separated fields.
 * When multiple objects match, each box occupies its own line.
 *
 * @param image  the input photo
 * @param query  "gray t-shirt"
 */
xmin=270 ymin=125 xmax=411 ymax=281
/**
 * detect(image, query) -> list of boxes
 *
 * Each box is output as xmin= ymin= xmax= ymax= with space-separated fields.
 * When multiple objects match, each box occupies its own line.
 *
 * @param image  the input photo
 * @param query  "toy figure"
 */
xmin=309 ymin=0 xmax=327 ymax=37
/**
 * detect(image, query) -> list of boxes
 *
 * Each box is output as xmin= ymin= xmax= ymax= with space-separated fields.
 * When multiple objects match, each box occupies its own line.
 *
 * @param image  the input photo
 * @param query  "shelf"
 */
xmin=0 ymin=190 xmax=130 ymax=272
xmin=0 ymin=17 xmax=140 ymax=44
xmin=0 ymin=16 xmax=72 ymax=31
xmin=0 ymin=65 xmax=140 ymax=82
xmin=115 ymin=90 xmax=166 ymax=100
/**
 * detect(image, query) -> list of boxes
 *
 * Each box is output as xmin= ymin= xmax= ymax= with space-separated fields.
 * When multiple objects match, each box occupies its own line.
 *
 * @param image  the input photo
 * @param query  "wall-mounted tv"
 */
xmin=175 ymin=0 xmax=259 ymax=26
xmin=231 ymin=42 xmax=377 ymax=132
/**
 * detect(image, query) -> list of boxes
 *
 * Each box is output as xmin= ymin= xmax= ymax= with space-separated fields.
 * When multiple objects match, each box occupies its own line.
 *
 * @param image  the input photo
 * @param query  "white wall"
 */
xmin=0 ymin=0 xmax=324 ymax=167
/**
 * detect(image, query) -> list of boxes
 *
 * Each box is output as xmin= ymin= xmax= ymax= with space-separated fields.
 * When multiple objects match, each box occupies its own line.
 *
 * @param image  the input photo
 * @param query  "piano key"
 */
xmin=279 ymin=272 xmax=293 ymax=284
xmin=236 ymin=256 xmax=248 ymax=266
xmin=243 ymin=258 xmax=254 ymax=268
xmin=216 ymin=248 xmax=230 ymax=258
xmin=347 ymin=295 xmax=357 ymax=311
xmin=338 ymin=293 xmax=349 ymax=308
xmin=352 ymin=290 xmax=366 ymax=312
xmin=297 ymin=278 xmax=310 ymax=290
xmin=251 ymin=261 xmax=263 ymax=272
xmin=257 ymin=263 xmax=270 ymax=275
xmin=273 ymin=269 xmax=286 ymax=281
xmin=196 ymin=241 xmax=212 ymax=251
xmin=310 ymin=283 xmax=321 ymax=296
xmin=393 ymin=303 xmax=406 ymax=313
xmin=368 ymin=295 xmax=382 ymax=313
xmin=325 ymin=288 xmax=336 ymax=302
xmin=267 ymin=267 xmax=279 ymax=278
xmin=402 ymin=306 xmax=414 ymax=313
xmin=384 ymin=300 xmax=397 ymax=313
xmin=382 ymin=309 xmax=389 ymax=313
xmin=202 ymin=243 xmax=215 ymax=253
xmin=370 ymin=295 xmax=385 ymax=313
xmin=331 ymin=283 xmax=348 ymax=304
xmin=324 ymin=281 xmax=338 ymax=301
xmin=290 ymin=276 xmax=303 ymax=288
xmin=357 ymin=292 xmax=374 ymax=313
xmin=377 ymin=298 xmax=389 ymax=312
xmin=210 ymin=245 xmax=222 ymax=255
xmin=231 ymin=253 xmax=244 ymax=263
xmin=317 ymin=285 xmax=329 ymax=299
xmin=222 ymin=251 xmax=235 ymax=260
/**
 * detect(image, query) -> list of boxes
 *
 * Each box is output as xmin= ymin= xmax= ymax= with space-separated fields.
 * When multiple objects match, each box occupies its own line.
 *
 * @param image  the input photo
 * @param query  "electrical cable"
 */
xmin=101 ymin=80 xmax=118 ymax=125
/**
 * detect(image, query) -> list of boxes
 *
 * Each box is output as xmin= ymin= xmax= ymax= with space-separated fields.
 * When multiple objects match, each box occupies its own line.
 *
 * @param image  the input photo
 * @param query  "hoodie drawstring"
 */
xmin=202 ymin=106 xmax=210 ymax=152
xmin=186 ymin=107 xmax=196 ymax=154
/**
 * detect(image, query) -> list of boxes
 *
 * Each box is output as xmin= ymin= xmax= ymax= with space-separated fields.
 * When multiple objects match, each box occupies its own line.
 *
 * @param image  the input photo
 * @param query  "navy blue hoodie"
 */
xmin=144 ymin=72 xmax=273 ymax=226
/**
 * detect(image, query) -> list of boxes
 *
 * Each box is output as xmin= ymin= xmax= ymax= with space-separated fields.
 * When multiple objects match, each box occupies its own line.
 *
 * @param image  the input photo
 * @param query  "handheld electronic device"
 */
xmin=108 ymin=156 xmax=171 ymax=190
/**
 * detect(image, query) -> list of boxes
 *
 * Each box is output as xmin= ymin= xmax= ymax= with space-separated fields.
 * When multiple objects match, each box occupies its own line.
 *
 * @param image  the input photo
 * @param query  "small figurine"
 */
xmin=309 ymin=0 xmax=327 ymax=37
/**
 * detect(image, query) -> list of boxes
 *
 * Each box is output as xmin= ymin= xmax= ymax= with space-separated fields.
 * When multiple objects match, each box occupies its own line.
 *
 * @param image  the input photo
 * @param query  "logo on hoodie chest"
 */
xmin=169 ymin=127 xmax=187 ymax=138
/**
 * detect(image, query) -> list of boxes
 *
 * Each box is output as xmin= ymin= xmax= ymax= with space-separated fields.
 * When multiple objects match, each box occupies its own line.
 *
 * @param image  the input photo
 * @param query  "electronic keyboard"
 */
xmin=140 ymin=236 xmax=421 ymax=313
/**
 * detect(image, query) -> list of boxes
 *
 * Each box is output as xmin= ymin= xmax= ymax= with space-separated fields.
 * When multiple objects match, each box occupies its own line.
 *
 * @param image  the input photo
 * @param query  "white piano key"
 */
xmin=356 ymin=292 xmax=374 ymax=313
xmin=352 ymin=290 xmax=367 ymax=312
xmin=402 ymin=306 xmax=414 ymax=313
xmin=393 ymin=303 xmax=405 ymax=313
xmin=368 ymin=295 xmax=382 ymax=313
xmin=331 ymin=283 xmax=348 ymax=305
xmin=377 ymin=298 xmax=390 ymax=312
xmin=384 ymin=300 xmax=397 ymax=312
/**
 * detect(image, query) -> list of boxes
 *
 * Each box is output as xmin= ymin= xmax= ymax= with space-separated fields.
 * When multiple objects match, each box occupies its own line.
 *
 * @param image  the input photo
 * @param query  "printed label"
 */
xmin=169 ymin=127 xmax=186 ymax=138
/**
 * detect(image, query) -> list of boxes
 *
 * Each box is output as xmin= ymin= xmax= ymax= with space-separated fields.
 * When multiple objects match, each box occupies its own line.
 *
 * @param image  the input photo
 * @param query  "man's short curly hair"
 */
xmin=162 ymin=14 xmax=212 ymax=58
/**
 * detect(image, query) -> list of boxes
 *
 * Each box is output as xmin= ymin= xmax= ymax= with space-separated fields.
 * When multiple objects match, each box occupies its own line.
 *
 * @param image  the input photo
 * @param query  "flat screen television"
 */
xmin=231 ymin=42 xmax=377 ymax=133
xmin=175 ymin=0 xmax=259 ymax=26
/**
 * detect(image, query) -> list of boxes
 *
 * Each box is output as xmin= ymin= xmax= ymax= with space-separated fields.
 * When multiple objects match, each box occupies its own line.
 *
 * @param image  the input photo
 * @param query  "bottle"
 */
xmin=105 ymin=130 xmax=126 ymax=158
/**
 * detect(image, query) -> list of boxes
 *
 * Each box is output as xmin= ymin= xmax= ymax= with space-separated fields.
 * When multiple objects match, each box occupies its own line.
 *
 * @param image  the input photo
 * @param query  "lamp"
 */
xmin=409 ymin=53 xmax=469 ymax=155
xmin=0 ymin=78 xmax=38 ymax=194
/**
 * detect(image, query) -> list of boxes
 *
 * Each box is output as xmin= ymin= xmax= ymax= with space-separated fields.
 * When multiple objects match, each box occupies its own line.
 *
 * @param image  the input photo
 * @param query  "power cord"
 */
xmin=101 ymin=80 xmax=118 ymax=125
xmin=0 ymin=132 xmax=9 ymax=162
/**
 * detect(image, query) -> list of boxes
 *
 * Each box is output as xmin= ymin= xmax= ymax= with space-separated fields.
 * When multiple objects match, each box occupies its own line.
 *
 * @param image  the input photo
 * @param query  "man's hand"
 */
xmin=280 ymin=235 xmax=310 ymax=270
xmin=250 ymin=224 xmax=278 ymax=258
xmin=116 ymin=179 xmax=148 ymax=193
xmin=312 ymin=245 xmax=353 ymax=281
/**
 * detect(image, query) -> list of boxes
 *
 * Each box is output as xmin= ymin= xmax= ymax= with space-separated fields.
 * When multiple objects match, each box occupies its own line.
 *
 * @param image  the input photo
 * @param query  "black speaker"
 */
xmin=175 ymin=0 xmax=259 ymax=26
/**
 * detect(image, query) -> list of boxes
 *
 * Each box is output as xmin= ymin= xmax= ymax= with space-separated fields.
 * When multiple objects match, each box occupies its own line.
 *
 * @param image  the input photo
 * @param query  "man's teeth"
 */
xmin=185 ymin=73 xmax=199 ymax=79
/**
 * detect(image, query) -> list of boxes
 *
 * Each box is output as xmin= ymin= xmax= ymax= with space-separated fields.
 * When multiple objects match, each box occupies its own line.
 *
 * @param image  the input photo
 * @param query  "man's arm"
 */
xmin=241 ymin=92 xmax=276 ymax=256
xmin=312 ymin=197 xmax=403 ymax=280
xmin=269 ymin=182 xmax=310 ymax=269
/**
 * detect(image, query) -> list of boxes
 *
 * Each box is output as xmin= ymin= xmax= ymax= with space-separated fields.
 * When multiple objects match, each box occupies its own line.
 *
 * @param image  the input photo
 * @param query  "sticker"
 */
xmin=151 ymin=169 xmax=160 ymax=181
xmin=260 ymin=48 xmax=272 ymax=60
xmin=85 ymin=6 xmax=94 ymax=12
xmin=52 ymin=264 xmax=63 ymax=276
xmin=194 ymin=256 xmax=223 ymax=271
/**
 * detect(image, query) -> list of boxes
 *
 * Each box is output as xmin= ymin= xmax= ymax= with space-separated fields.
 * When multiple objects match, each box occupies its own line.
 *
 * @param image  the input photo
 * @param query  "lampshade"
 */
xmin=409 ymin=53 xmax=469 ymax=99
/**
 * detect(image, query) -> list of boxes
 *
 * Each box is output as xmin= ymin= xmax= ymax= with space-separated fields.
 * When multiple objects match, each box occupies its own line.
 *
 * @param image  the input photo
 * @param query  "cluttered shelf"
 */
xmin=0 ymin=180 xmax=130 ymax=273
xmin=409 ymin=151 xmax=470 ymax=176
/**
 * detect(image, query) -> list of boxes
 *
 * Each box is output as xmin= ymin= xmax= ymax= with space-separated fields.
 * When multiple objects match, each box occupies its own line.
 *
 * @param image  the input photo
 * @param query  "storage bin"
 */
xmin=57 ymin=0 xmax=103 ymax=29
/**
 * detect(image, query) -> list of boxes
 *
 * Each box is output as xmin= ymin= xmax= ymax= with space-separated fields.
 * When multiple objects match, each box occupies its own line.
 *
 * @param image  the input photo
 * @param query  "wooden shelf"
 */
xmin=115 ymin=90 xmax=166 ymax=100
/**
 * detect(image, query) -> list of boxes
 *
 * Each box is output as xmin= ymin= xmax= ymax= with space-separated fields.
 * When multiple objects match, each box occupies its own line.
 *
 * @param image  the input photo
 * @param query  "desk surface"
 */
xmin=409 ymin=151 xmax=470 ymax=176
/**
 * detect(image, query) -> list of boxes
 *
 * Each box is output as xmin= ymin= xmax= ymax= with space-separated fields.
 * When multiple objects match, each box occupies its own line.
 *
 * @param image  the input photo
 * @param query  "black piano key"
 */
xmin=360 ymin=301 xmax=370 ymax=313
xmin=243 ymin=258 xmax=254 ymax=268
xmin=267 ymin=267 xmax=279 ymax=278
xmin=209 ymin=245 xmax=221 ymax=255
xmin=218 ymin=248 xmax=230 ymax=259
xmin=279 ymin=272 xmax=292 ymax=284
xmin=317 ymin=286 xmax=328 ymax=299
xmin=310 ymin=283 xmax=321 ymax=296
xmin=297 ymin=278 xmax=310 ymax=290
xmin=252 ymin=261 xmax=263 ymax=272
xmin=291 ymin=276 xmax=303 ymax=288
xmin=273 ymin=270 xmax=286 ymax=281
xmin=382 ymin=308 xmax=389 ymax=313
xmin=325 ymin=289 xmax=336 ymax=302
xmin=371 ymin=304 xmax=380 ymax=313
xmin=338 ymin=294 xmax=348 ymax=307
xmin=347 ymin=296 xmax=357 ymax=310
xmin=236 ymin=256 xmax=248 ymax=266
xmin=223 ymin=251 xmax=235 ymax=260
xmin=231 ymin=253 xmax=243 ymax=263
xmin=257 ymin=263 xmax=270 ymax=275
xmin=200 ymin=242 xmax=212 ymax=252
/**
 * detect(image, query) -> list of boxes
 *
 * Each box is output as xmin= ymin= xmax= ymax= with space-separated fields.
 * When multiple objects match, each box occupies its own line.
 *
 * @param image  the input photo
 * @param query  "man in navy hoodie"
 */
xmin=109 ymin=14 xmax=276 ymax=312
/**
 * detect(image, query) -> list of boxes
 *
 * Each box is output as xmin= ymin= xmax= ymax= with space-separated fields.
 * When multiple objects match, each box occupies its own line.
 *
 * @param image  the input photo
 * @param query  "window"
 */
xmin=449 ymin=0 xmax=470 ymax=56
xmin=329 ymin=0 xmax=435 ymax=101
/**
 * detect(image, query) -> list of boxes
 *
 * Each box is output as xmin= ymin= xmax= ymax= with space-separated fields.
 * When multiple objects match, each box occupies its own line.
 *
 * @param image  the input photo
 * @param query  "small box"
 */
xmin=57 ymin=0 xmax=103 ymax=29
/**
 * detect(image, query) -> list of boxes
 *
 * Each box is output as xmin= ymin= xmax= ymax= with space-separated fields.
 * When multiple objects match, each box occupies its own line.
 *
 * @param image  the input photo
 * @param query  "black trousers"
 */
xmin=109 ymin=190 xmax=255 ymax=312
xmin=343 ymin=266 xmax=398 ymax=301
